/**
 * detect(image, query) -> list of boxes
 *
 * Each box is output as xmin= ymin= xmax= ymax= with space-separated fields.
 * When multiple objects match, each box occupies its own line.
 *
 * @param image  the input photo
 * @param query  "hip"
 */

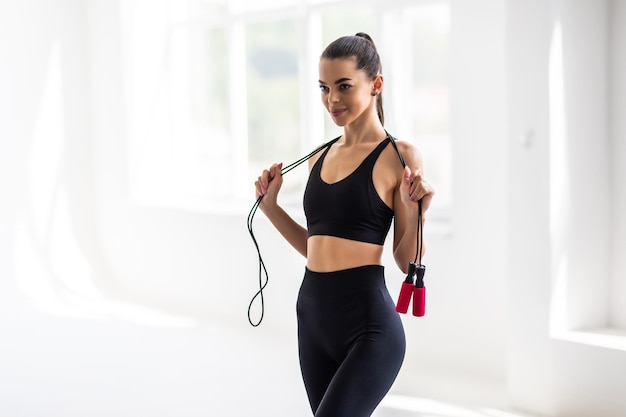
xmin=296 ymin=265 xmax=404 ymax=350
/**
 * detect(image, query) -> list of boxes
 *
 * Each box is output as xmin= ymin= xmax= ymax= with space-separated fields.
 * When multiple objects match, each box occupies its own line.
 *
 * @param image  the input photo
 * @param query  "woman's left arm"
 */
xmin=392 ymin=142 xmax=435 ymax=274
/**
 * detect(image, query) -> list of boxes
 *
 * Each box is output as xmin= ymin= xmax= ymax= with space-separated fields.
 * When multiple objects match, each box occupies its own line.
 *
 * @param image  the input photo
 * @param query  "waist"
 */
xmin=302 ymin=264 xmax=386 ymax=294
xmin=306 ymin=235 xmax=384 ymax=272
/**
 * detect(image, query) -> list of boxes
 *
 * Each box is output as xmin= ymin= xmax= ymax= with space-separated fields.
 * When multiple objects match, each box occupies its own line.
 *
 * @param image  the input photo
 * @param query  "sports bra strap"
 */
xmin=387 ymin=131 xmax=407 ymax=169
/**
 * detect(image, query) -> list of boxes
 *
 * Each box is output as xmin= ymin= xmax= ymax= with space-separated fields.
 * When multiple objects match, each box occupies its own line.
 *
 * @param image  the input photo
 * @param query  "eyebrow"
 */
xmin=318 ymin=77 xmax=353 ymax=85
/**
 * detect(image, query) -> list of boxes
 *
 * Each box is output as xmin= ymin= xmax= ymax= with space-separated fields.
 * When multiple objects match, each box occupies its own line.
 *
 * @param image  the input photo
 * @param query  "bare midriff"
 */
xmin=306 ymin=235 xmax=384 ymax=272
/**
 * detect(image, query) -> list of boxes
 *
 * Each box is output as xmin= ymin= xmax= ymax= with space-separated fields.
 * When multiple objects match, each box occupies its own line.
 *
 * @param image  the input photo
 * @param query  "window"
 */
xmin=122 ymin=0 xmax=451 ymax=214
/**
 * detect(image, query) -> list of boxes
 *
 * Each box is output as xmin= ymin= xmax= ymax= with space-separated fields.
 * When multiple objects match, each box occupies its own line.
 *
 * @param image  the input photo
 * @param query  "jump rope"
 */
xmin=247 ymin=133 xmax=425 ymax=327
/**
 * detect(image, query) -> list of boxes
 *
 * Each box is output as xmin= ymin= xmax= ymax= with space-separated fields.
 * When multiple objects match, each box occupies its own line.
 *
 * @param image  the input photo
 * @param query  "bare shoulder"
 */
xmin=308 ymin=140 xmax=333 ymax=169
xmin=385 ymin=138 xmax=423 ymax=170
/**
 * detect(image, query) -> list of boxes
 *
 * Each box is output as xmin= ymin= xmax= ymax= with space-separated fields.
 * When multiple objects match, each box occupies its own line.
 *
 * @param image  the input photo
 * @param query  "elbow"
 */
xmin=299 ymin=242 xmax=308 ymax=258
xmin=393 ymin=250 xmax=411 ymax=274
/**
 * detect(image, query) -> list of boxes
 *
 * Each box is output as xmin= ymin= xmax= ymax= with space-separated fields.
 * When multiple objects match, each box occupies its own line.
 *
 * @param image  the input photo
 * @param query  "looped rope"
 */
xmin=247 ymin=137 xmax=340 ymax=327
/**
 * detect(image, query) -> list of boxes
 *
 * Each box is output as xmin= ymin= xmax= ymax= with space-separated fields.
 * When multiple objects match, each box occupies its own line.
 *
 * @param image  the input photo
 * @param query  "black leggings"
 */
xmin=296 ymin=265 xmax=406 ymax=417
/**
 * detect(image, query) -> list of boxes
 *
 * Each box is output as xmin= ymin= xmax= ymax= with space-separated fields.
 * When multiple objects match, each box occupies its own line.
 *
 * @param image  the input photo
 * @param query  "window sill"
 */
xmin=551 ymin=327 xmax=626 ymax=352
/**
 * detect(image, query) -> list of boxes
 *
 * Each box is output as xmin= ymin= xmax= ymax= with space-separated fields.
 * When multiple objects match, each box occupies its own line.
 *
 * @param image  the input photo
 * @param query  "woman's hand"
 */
xmin=400 ymin=166 xmax=435 ymax=212
xmin=254 ymin=162 xmax=283 ymax=210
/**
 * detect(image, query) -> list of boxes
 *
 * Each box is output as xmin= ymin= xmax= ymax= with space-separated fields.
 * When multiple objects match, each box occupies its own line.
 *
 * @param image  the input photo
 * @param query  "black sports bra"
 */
xmin=303 ymin=137 xmax=394 ymax=245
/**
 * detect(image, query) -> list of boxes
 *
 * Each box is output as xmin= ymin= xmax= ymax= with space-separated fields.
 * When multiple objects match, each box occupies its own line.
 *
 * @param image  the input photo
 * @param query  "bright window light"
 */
xmin=122 ymin=0 xmax=451 ymax=215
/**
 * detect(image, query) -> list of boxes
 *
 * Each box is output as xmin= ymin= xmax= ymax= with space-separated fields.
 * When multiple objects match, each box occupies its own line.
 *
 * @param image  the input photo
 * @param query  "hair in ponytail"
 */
xmin=321 ymin=32 xmax=385 ymax=125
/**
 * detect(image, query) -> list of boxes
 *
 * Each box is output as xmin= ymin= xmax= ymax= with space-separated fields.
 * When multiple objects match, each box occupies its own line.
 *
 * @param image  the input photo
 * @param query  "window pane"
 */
xmin=246 ymin=20 xmax=302 ymax=206
xmin=197 ymin=27 xmax=233 ymax=201
xmin=189 ymin=0 xmax=228 ymax=15
xmin=408 ymin=4 xmax=451 ymax=210
xmin=229 ymin=0 xmax=298 ymax=13
xmin=124 ymin=3 xmax=233 ymax=208
xmin=321 ymin=8 xmax=376 ymax=46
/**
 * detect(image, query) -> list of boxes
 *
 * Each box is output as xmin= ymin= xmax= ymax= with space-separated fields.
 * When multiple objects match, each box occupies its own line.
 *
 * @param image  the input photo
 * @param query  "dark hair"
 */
xmin=321 ymin=32 xmax=384 ymax=125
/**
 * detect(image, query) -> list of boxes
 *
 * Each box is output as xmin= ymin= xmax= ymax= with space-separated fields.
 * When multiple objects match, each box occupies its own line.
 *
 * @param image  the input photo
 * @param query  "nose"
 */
xmin=328 ymin=88 xmax=340 ymax=104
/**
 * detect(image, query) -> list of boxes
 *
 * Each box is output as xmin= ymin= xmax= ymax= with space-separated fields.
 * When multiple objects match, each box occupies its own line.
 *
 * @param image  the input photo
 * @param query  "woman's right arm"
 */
xmin=255 ymin=162 xmax=308 ymax=258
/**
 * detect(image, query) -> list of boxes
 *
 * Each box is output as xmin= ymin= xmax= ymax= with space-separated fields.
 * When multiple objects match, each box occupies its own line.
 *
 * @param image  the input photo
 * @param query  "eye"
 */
xmin=319 ymin=85 xmax=329 ymax=92
xmin=339 ymin=84 xmax=351 ymax=90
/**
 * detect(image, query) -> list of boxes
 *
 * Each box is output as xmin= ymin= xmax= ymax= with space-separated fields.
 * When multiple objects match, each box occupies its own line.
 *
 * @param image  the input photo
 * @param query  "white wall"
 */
xmin=609 ymin=0 xmax=626 ymax=330
xmin=554 ymin=0 xmax=611 ymax=332
xmin=3 ymin=0 xmax=626 ymax=416
xmin=507 ymin=0 xmax=626 ymax=416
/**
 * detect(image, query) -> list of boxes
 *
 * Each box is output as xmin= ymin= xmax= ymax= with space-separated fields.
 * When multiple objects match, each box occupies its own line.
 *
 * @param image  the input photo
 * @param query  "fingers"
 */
xmin=269 ymin=162 xmax=283 ymax=181
xmin=405 ymin=166 xmax=429 ymax=202
xmin=255 ymin=163 xmax=282 ymax=197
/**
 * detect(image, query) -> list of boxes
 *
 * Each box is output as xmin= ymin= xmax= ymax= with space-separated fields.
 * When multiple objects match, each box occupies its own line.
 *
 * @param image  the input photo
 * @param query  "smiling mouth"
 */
xmin=330 ymin=109 xmax=346 ymax=117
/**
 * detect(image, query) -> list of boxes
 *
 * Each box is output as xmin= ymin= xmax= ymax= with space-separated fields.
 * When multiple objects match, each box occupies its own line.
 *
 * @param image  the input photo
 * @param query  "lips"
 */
xmin=330 ymin=108 xmax=346 ymax=117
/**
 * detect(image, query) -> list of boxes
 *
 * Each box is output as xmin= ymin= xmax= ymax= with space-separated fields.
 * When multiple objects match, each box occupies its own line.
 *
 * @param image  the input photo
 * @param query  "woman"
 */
xmin=254 ymin=33 xmax=435 ymax=417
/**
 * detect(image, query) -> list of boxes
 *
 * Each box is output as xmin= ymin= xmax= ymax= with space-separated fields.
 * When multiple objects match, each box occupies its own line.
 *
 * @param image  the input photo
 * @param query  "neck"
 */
xmin=341 ymin=112 xmax=387 ymax=146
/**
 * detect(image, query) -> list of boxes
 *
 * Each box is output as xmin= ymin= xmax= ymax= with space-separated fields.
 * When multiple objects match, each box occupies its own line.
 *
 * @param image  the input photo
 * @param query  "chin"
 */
xmin=331 ymin=116 xmax=348 ymax=127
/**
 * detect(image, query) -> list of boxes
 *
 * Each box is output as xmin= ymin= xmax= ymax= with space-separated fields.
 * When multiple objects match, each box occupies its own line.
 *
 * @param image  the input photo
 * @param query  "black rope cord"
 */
xmin=247 ymin=133 xmax=423 ymax=326
xmin=247 ymin=137 xmax=340 ymax=326
xmin=389 ymin=136 xmax=424 ymax=265
xmin=416 ymin=199 xmax=424 ymax=264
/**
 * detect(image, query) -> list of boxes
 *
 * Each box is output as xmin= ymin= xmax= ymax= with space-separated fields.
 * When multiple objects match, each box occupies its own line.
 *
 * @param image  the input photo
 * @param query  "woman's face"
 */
xmin=318 ymin=57 xmax=380 ymax=127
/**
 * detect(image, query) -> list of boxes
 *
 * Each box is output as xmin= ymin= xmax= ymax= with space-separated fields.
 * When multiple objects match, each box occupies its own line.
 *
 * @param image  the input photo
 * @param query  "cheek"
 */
xmin=353 ymin=89 xmax=373 ymax=108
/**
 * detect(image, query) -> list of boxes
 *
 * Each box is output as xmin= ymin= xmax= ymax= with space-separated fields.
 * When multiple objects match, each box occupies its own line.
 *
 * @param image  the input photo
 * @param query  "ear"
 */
xmin=373 ymin=74 xmax=384 ymax=93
